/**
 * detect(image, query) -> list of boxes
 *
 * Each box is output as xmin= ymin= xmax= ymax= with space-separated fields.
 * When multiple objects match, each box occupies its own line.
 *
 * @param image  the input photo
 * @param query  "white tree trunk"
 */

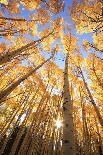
xmin=62 ymin=53 xmax=75 ymax=155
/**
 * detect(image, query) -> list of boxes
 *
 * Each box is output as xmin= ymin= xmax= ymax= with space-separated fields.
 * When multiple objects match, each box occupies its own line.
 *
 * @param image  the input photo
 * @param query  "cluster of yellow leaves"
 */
xmin=71 ymin=1 xmax=103 ymax=34
xmin=9 ymin=1 xmax=20 ymax=14
xmin=52 ymin=18 xmax=64 ymax=39
xmin=1 ymin=1 xmax=20 ymax=14
xmin=39 ymin=28 xmax=51 ymax=38
xmin=11 ymin=37 xmax=29 ymax=48
xmin=83 ymin=39 xmax=91 ymax=51
xmin=13 ymin=21 xmax=28 ymax=34
xmin=39 ymin=28 xmax=55 ymax=52
xmin=55 ymin=44 xmax=60 ymax=53
xmin=20 ymin=0 xmax=41 ymax=11
xmin=0 ymin=0 xmax=8 ymax=5
xmin=34 ymin=8 xmax=51 ymax=25
xmin=0 ymin=42 xmax=6 ymax=53
xmin=42 ymin=41 xmax=51 ymax=52
xmin=5 ymin=34 xmax=14 ymax=40
xmin=92 ymin=2 xmax=102 ymax=13
xmin=93 ymin=32 xmax=103 ymax=51
xmin=39 ymin=62 xmax=63 ymax=90
xmin=48 ymin=0 xmax=64 ymax=14
xmin=61 ymin=33 xmax=78 ymax=53
xmin=30 ymin=24 xmax=37 ymax=37
xmin=74 ymin=54 xmax=84 ymax=66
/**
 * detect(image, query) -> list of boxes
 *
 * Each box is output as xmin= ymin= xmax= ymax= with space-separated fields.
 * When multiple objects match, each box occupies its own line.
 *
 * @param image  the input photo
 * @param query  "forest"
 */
xmin=0 ymin=0 xmax=103 ymax=155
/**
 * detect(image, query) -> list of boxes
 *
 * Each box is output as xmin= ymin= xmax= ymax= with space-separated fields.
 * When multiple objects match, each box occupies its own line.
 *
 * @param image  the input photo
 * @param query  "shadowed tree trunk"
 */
xmin=81 ymin=101 xmax=90 ymax=154
xmin=8 ymin=87 xmax=41 ymax=155
xmin=80 ymin=68 xmax=103 ymax=127
xmin=62 ymin=52 xmax=75 ymax=155
xmin=94 ymin=117 xmax=103 ymax=155
xmin=17 ymin=90 xmax=49 ymax=155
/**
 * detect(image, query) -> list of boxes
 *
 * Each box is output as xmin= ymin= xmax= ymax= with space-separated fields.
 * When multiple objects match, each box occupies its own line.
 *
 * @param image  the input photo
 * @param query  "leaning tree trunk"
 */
xmin=0 ymin=31 xmax=53 ymax=65
xmin=80 ymin=68 xmax=103 ymax=127
xmin=89 ymin=42 xmax=103 ymax=53
xmin=0 ymin=53 xmax=54 ymax=104
xmin=92 ymin=65 xmax=103 ymax=89
xmin=62 ymin=53 xmax=75 ymax=155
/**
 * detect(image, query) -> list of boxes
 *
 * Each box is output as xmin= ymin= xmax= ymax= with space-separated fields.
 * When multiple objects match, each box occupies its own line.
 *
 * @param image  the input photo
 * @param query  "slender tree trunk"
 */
xmin=79 ymin=89 xmax=90 ymax=154
xmin=89 ymin=43 xmax=103 ymax=53
xmin=80 ymin=69 xmax=103 ymax=127
xmin=92 ymin=66 xmax=103 ymax=89
xmin=0 ymin=31 xmax=53 ymax=65
xmin=94 ymin=117 xmax=103 ymax=155
xmin=0 ymin=16 xmax=38 ymax=22
xmin=62 ymin=53 xmax=75 ymax=155
xmin=0 ymin=54 xmax=54 ymax=104
xmin=81 ymin=102 xmax=90 ymax=155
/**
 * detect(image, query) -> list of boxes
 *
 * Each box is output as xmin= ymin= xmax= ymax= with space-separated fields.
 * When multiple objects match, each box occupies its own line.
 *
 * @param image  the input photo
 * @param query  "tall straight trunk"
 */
xmin=80 ymin=68 xmax=103 ymax=127
xmin=0 ymin=54 xmax=54 ymax=104
xmin=62 ymin=53 xmax=75 ymax=155
xmin=0 ymin=31 xmax=53 ymax=65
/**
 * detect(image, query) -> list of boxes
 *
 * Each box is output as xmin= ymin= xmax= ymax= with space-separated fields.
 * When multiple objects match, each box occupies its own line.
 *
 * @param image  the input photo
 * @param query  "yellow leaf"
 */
xmin=83 ymin=39 xmax=90 ymax=51
xmin=31 ymin=25 xmax=37 ymax=37
xmin=55 ymin=44 xmax=60 ymax=53
xmin=0 ymin=42 xmax=6 ymax=53
xmin=0 ymin=0 xmax=8 ymax=5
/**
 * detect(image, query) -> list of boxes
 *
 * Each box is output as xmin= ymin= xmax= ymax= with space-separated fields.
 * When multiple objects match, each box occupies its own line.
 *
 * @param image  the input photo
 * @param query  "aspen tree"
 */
xmin=62 ymin=52 xmax=75 ymax=155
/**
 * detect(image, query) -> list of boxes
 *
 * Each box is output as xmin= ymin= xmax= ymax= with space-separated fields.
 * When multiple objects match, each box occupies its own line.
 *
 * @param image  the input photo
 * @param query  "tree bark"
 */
xmin=62 ymin=53 xmax=75 ymax=155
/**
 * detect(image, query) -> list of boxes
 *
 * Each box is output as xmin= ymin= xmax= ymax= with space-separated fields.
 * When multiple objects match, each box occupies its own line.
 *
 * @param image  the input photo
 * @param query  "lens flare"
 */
xmin=55 ymin=119 xmax=62 ymax=128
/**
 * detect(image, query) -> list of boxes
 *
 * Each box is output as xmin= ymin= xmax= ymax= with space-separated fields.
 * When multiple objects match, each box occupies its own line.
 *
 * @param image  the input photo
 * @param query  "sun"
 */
xmin=55 ymin=119 xmax=62 ymax=129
